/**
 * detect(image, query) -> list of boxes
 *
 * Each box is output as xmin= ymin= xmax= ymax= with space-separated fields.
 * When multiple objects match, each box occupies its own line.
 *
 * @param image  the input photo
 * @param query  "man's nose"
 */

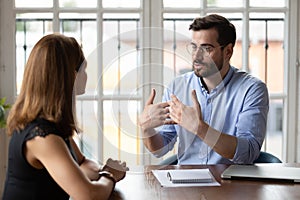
xmin=193 ymin=48 xmax=204 ymax=59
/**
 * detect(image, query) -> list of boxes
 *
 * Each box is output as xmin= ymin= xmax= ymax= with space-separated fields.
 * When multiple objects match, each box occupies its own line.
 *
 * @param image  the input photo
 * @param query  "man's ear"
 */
xmin=224 ymin=43 xmax=234 ymax=61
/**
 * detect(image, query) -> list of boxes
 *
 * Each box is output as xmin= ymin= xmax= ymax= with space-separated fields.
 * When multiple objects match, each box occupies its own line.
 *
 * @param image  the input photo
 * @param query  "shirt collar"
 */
xmin=198 ymin=65 xmax=234 ymax=96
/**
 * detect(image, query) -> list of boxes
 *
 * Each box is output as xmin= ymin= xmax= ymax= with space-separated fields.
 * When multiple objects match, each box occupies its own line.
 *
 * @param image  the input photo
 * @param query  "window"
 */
xmin=4 ymin=0 xmax=296 ymax=165
xmin=14 ymin=0 xmax=144 ymax=165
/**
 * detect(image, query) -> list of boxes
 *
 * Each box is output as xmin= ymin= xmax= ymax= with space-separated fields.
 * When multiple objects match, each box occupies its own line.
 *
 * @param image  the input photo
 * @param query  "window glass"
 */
xmin=265 ymin=99 xmax=283 ymax=160
xmin=250 ymin=12 xmax=285 ymax=19
xmin=249 ymin=13 xmax=284 ymax=93
xmin=16 ymin=13 xmax=53 ymax=93
xmin=229 ymin=19 xmax=243 ymax=69
xmin=103 ymin=100 xmax=140 ymax=164
xmin=163 ymin=18 xmax=193 ymax=81
xmin=164 ymin=13 xmax=200 ymax=20
xmin=75 ymin=100 xmax=99 ymax=160
xmin=163 ymin=0 xmax=200 ymax=8
xmin=207 ymin=0 xmax=243 ymax=7
xmin=59 ymin=0 xmax=97 ymax=8
xmin=15 ymin=0 xmax=53 ymax=8
xmin=102 ymin=14 xmax=140 ymax=95
xmin=250 ymin=0 xmax=286 ymax=7
xmin=102 ymin=0 xmax=140 ymax=8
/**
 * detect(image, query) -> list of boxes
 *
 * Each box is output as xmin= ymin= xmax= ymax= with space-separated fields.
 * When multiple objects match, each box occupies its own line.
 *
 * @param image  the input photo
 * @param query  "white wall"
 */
xmin=0 ymin=0 xmax=15 ymax=196
xmin=0 ymin=129 xmax=8 ymax=195
xmin=297 ymin=1 xmax=300 ymax=162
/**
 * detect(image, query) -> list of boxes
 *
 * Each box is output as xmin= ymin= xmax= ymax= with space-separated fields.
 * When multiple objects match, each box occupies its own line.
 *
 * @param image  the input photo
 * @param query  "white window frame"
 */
xmin=0 ymin=1 xmax=299 ymax=181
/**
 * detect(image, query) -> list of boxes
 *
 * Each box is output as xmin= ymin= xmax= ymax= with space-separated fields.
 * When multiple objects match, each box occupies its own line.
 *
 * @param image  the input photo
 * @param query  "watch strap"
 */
xmin=99 ymin=171 xmax=116 ymax=184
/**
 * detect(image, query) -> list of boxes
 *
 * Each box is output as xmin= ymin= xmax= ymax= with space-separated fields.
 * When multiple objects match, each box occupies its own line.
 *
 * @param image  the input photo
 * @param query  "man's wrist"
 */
xmin=196 ymin=121 xmax=209 ymax=139
xmin=142 ymin=127 xmax=157 ymax=138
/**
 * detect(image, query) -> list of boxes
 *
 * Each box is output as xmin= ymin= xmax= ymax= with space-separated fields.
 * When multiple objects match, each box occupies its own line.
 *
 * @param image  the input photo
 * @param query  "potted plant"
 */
xmin=0 ymin=97 xmax=11 ymax=128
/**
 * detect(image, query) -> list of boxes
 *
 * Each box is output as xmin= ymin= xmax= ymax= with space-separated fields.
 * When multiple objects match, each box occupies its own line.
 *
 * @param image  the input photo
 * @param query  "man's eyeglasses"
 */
xmin=186 ymin=43 xmax=224 ymax=56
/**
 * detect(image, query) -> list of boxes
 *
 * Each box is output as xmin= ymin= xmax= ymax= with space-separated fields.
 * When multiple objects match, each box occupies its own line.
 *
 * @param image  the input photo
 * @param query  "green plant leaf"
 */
xmin=0 ymin=97 xmax=6 ymax=105
xmin=0 ymin=120 xmax=6 ymax=128
xmin=0 ymin=97 xmax=11 ymax=128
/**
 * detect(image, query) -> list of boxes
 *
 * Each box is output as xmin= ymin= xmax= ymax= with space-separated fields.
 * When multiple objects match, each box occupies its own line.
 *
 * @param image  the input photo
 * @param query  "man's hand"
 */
xmin=138 ymin=88 xmax=175 ymax=131
xmin=169 ymin=90 xmax=202 ymax=134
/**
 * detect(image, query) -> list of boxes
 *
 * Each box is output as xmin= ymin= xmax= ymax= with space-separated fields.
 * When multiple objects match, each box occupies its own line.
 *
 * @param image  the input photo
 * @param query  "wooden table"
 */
xmin=110 ymin=164 xmax=300 ymax=200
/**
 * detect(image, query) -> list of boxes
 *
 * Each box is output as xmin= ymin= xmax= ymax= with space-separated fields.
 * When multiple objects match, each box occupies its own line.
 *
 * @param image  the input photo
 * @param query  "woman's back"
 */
xmin=3 ymin=118 xmax=70 ymax=200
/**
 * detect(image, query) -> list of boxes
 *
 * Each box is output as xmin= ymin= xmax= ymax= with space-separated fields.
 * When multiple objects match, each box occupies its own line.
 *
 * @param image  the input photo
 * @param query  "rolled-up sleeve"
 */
xmin=232 ymin=81 xmax=269 ymax=164
xmin=151 ymin=127 xmax=177 ymax=158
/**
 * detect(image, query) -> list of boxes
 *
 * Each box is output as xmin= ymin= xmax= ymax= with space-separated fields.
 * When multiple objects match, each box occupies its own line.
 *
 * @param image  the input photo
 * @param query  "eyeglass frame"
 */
xmin=186 ymin=42 xmax=225 ymax=56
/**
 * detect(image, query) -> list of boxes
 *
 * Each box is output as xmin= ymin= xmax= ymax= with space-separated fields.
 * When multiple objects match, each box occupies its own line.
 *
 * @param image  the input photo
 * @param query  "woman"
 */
xmin=3 ymin=33 xmax=128 ymax=200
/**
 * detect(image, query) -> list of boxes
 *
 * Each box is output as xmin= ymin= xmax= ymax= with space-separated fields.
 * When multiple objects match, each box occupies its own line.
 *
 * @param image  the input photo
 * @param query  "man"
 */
xmin=139 ymin=14 xmax=269 ymax=164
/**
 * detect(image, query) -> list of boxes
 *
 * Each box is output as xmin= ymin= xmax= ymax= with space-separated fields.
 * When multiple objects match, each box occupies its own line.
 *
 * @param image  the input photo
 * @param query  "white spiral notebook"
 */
xmin=152 ymin=168 xmax=220 ymax=187
xmin=167 ymin=169 xmax=213 ymax=183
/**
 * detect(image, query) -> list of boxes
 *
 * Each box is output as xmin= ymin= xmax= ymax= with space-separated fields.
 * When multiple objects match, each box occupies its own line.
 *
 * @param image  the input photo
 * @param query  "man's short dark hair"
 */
xmin=189 ymin=14 xmax=236 ymax=47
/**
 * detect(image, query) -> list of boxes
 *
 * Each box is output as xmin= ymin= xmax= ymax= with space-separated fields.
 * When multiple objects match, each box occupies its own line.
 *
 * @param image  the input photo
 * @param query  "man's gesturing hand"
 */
xmin=169 ymin=90 xmax=202 ymax=134
xmin=139 ymin=88 xmax=175 ymax=131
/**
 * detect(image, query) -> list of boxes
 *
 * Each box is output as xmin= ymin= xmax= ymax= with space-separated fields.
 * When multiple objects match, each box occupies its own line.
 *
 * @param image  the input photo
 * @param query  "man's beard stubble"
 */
xmin=192 ymin=55 xmax=224 ymax=78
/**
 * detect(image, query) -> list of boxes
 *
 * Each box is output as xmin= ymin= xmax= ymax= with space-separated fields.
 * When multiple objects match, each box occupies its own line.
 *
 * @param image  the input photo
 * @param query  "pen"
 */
xmin=167 ymin=172 xmax=172 ymax=181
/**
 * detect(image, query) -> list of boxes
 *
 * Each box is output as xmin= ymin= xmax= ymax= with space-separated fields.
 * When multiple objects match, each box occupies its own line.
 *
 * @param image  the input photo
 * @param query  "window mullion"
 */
xmin=284 ymin=0 xmax=298 ymax=163
xmin=242 ymin=1 xmax=250 ymax=72
xmin=53 ymin=0 xmax=59 ymax=32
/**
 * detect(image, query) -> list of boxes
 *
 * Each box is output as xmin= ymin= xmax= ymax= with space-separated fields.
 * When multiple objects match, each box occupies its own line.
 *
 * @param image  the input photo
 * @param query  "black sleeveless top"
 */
xmin=2 ymin=118 xmax=78 ymax=200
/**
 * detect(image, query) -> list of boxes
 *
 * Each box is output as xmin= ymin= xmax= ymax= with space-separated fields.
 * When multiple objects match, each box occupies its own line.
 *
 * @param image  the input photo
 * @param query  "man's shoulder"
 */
xmin=232 ymin=67 xmax=265 ymax=86
xmin=229 ymin=68 xmax=268 ymax=98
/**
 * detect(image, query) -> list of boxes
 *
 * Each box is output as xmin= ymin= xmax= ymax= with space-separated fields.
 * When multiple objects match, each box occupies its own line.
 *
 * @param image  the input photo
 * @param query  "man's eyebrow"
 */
xmin=190 ymin=42 xmax=215 ymax=47
xmin=200 ymin=43 xmax=214 ymax=47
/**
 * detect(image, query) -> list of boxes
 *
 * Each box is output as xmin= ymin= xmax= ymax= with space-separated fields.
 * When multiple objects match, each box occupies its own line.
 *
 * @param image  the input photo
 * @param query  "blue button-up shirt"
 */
xmin=154 ymin=66 xmax=269 ymax=164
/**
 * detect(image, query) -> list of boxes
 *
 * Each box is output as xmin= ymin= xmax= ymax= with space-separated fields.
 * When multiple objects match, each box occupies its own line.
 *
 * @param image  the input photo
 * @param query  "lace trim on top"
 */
xmin=28 ymin=126 xmax=49 ymax=138
xmin=25 ymin=120 xmax=61 ymax=141
xmin=24 ymin=120 xmax=78 ymax=163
